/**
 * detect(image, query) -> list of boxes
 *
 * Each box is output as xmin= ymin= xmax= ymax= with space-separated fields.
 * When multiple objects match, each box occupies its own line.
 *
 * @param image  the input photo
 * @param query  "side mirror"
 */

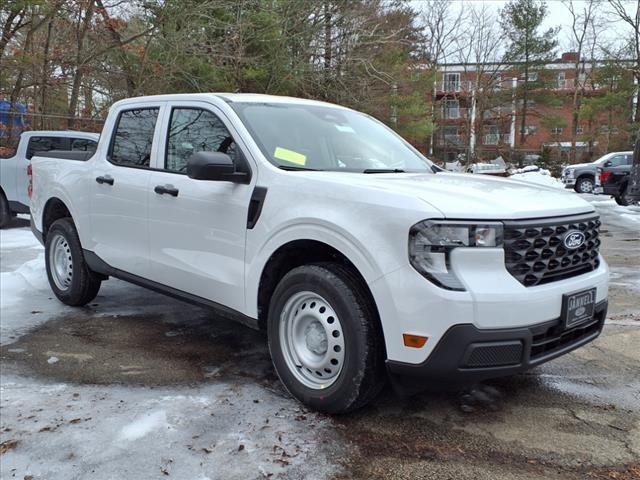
xmin=187 ymin=151 xmax=249 ymax=183
xmin=604 ymin=160 xmax=612 ymax=167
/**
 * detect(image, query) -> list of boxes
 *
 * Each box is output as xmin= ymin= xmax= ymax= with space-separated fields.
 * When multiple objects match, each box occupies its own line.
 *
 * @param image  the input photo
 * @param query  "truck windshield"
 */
xmin=231 ymin=102 xmax=433 ymax=173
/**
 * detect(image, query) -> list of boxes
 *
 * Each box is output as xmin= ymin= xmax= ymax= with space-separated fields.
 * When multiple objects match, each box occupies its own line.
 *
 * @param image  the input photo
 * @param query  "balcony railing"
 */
xmin=442 ymin=107 xmax=469 ymax=119
xmin=439 ymin=80 xmax=475 ymax=92
xmin=483 ymin=133 xmax=511 ymax=145
xmin=442 ymin=134 xmax=463 ymax=145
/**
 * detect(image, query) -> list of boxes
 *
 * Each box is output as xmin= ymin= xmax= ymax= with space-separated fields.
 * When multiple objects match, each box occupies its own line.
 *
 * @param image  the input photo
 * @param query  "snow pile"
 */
xmin=509 ymin=167 xmax=565 ymax=189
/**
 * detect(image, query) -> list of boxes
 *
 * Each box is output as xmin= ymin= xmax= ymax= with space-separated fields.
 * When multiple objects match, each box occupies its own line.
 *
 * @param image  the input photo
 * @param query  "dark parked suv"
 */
xmin=595 ymin=150 xmax=638 ymax=206
xmin=563 ymin=151 xmax=632 ymax=193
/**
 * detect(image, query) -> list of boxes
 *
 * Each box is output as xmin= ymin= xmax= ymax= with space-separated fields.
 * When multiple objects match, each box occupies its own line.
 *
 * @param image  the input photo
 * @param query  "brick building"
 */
xmin=433 ymin=52 xmax=636 ymax=165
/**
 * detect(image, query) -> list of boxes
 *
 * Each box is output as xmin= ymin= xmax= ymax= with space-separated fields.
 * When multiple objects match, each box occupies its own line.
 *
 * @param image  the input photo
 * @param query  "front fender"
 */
xmin=244 ymin=219 xmax=389 ymax=318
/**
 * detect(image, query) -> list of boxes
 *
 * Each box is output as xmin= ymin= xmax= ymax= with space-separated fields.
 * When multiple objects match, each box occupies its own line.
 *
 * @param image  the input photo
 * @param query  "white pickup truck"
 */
xmin=30 ymin=94 xmax=609 ymax=413
xmin=0 ymin=130 xmax=99 ymax=226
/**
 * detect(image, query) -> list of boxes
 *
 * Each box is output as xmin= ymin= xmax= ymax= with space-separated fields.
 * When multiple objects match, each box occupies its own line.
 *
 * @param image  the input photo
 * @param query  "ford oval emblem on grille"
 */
xmin=564 ymin=231 xmax=585 ymax=249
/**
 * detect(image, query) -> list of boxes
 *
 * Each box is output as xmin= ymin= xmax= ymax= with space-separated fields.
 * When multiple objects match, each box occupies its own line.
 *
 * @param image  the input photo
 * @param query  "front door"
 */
xmin=146 ymin=102 xmax=255 ymax=312
xmin=90 ymin=106 xmax=162 ymax=278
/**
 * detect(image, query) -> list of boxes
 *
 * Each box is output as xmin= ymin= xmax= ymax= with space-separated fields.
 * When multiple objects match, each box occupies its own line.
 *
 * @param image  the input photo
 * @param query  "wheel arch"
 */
xmin=42 ymin=197 xmax=73 ymax=241
xmin=254 ymin=239 xmax=382 ymax=333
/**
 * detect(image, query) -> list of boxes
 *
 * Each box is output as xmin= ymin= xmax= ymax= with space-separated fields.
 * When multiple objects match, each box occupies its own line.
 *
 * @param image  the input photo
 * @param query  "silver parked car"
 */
xmin=562 ymin=151 xmax=633 ymax=194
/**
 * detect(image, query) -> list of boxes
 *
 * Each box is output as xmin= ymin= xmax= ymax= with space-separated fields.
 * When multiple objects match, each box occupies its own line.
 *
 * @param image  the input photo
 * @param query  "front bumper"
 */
xmin=387 ymin=300 xmax=607 ymax=388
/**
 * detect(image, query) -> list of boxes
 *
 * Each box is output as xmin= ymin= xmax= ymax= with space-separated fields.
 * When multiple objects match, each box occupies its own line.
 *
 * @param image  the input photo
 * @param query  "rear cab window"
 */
xmin=108 ymin=108 xmax=160 ymax=168
xmin=71 ymin=138 xmax=98 ymax=153
xmin=26 ymin=136 xmax=66 ymax=159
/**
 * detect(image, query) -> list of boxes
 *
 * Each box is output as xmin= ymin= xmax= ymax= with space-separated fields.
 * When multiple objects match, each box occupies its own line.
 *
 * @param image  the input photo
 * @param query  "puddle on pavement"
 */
xmin=0 ymin=310 xmax=278 ymax=387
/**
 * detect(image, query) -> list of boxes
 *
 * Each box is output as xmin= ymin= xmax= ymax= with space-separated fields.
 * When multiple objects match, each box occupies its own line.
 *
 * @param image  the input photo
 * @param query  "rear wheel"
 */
xmin=575 ymin=177 xmax=594 ymax=194
xmin=267 ymin=263 xmax=385 ymax=413
xmin=45 ymin=218 xmax=102 ymax=306
xmin=615 ymin=185 xmax=639 ymax=206
xmin=0 ymin=193 xmax=11 ymax=228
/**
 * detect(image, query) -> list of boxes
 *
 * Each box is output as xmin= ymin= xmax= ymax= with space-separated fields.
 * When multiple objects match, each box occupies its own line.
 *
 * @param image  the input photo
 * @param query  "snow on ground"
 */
xmin=0 ymin=224 xmax=341 ymax=480
xmin=508 ymin=168 xmax=565 ymax=189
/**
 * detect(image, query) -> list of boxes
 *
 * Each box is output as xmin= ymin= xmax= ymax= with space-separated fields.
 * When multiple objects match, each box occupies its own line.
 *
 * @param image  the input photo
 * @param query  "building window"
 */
xmin=576 ymin=126 xmax=584 ymax=134
xmin=521 ymin=72 xmax=538 ymax=82
xmin=550 ymin=127 xmax=563 ymax=135
xmin=494 ymin=75 xmax=502 ymax=90
xmin=444 ymin=98 xmax=460 ymax=119
xmin=443 ymin=73 xmax=460 ymax=91
xmin=523 ymin=125 xmax=537 ymax=135
xmin=443 ymin=126 xmax=461 ymax=144
xmin=557 ymin=72 xmax=566 ymax=88
xmin=483 ymin=125 xmax=499 ymax=145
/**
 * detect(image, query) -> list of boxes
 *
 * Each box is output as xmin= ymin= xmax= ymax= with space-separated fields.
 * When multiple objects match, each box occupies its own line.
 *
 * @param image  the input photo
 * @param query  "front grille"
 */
xmin=530 ymin=316 xmax=603 ymax=360
xmin=503 ymin=214 xmax=601 ymax=287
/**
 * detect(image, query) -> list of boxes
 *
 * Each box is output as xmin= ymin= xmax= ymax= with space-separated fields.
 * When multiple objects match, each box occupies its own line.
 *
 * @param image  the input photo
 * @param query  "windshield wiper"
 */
xmin=362 ymin=168 xmax=405 ymax=174
xmin=278 ymin=165 xmax=321 ymax=171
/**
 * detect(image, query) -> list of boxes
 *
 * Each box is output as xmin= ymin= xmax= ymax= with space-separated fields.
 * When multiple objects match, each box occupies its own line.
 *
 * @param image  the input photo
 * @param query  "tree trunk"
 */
xmin=67 ymin=1 xmax=96 ymax=128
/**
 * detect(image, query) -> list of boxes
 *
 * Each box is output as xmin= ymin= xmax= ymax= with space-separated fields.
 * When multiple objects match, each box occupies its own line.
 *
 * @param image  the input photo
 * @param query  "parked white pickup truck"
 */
xmin=0 ymin=130 xmax=99 ymax=226
xmin=30 ymin=94 xmax=609 ymax=412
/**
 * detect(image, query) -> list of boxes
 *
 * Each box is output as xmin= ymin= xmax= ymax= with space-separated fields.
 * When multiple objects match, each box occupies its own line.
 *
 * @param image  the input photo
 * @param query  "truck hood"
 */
xmin=307 ymin=171 xmax=595 ymax=220
xmin=565 ymin=162 xmax=595 ymax=170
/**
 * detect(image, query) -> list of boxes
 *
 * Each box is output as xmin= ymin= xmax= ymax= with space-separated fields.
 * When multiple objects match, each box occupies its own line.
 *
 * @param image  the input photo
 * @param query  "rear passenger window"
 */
xmin=109 ymin=108 xmax=159 ymax=167
xmin=71 ymin=138 xmax=97 ymax=153
xmin=165 ymin=108 xmax=242 ymax=173
xmin=26 ymin=136 xmax=66 ymax=159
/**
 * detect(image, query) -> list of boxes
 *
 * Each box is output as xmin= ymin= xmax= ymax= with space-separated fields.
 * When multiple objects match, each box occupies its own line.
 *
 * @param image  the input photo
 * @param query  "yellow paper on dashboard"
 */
xmin=274 ymin=147 xmax=307 ymax=166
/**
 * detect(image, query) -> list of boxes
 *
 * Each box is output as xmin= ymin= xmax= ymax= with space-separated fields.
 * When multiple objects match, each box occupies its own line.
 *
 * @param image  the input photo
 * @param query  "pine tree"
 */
xmin=500 ymin=0 xmax=558 ymax=166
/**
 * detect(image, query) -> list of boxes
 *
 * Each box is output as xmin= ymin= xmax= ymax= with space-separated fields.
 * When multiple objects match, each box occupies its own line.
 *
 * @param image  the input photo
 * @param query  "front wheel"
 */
xmin=45 ymin=218 xmax=102 ymax=306
xmin=575 ymin=177 xmax=594 ymax=194
xmin=267 ymin=263 xmax=385 ymax=413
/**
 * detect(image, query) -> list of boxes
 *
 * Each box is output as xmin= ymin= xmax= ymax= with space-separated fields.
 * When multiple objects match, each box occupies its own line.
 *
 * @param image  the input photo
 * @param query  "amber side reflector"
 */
xmin=403 ymin=334 xmax=428 ymax=348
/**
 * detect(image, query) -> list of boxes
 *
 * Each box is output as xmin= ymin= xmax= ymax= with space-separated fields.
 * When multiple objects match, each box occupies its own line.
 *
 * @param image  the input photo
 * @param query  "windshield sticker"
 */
xmin=274 ymin=147 xmax=307 ymax=165
xmin=335 ymin=125 xmax=355 ymax=133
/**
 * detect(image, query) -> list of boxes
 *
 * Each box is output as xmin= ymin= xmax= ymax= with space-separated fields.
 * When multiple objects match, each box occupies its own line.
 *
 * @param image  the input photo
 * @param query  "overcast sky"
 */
xmin=411 ymin=0 xmax=636 ymax=56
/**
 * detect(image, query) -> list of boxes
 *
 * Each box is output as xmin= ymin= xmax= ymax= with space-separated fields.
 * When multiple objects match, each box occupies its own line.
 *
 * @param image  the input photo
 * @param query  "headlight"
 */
xmin=566 ymin=168 xmax=575 ymax=178
xmin=409 ymin=220 xmax=503 ymax=291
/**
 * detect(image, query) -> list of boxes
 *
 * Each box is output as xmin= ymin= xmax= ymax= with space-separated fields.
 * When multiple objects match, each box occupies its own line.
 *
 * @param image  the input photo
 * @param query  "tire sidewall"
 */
xmin=0 ymin=192 xmax=10 ymax=228
xmin=45 ymin=219 xmax=88 ymax=304
xmin=576 ymin=177 xmax=594 ymax=193
xmin=268 ymin=267 xmax=370 ymax=413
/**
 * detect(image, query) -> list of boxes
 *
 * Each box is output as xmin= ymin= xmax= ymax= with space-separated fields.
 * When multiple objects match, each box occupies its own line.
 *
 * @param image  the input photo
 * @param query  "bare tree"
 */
xmin=420 ymin=0 xmax=465 ymax=156
xmin=608 ymin=0 xmax=640 ymax=122
xmin=564 ymin=0 xmax=601 ymax=163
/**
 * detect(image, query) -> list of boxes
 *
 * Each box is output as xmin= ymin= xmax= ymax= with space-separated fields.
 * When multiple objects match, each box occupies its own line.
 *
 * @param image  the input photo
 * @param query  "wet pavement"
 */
xmin=1 ymin=198 xmax=639 ymax=479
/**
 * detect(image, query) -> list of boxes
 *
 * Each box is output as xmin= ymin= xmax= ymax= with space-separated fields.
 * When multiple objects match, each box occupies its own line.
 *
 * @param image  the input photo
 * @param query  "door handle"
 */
xmin=95 ymin=175 xmax=114 ymax=185
xmin=154 ymin=184 xmax=179 ymax=197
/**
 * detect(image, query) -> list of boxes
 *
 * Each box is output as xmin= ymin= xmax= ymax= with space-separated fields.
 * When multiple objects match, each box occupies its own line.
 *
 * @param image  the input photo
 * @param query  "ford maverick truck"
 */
xmin=30 ymin=94 xmax=609 ymax=413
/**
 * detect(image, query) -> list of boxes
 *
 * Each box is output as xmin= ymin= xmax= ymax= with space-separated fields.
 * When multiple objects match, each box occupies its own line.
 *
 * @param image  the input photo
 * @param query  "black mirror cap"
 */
xmin=187 ymin=151 xmax=249 ymax=183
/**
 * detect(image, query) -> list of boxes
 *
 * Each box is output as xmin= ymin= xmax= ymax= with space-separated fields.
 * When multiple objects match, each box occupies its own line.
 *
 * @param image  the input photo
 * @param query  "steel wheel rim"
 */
xmin=49 ymin=234 xmax=73 ymax=290
xmin=279 ymin=291 xmax=345 ymax=390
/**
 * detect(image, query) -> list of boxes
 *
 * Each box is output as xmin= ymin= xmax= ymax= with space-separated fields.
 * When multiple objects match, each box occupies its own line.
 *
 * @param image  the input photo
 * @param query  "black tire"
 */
xmin=45 ymin=218 xmax=101 ymax=306
xmin=574 ymin=176 xmax=594 ymax=194
xmin=614 ymin=184 xmax=639 ymax=206
xmin=267 ymin=263 xmax=385 ymax=413
xmin=0 ymin=192 xmax=11 ymax=229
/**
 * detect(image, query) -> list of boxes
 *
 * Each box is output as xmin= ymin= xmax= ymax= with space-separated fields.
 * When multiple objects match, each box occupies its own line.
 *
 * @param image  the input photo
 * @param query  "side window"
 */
xmin=625 ymin=154 xmax=633 ymax=166
xmin=609 ymin=155 xmax=625 ymax=167
xmin=109 ymin=108 xmax=159 ymax=167
xmin=26 ymin=136 xmax=66 ymax=159
xmin=166 ymin=108 xmax=243 ymax=173
xmin=71 ymin=138 xmax=97 ymax=153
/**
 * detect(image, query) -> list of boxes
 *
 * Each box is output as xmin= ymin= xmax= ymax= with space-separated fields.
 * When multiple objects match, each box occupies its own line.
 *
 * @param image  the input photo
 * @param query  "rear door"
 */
xmin=90 ymin=105 xmax=163 ymax=278
xmin=145 ymin=101 xmax=255 ymax=311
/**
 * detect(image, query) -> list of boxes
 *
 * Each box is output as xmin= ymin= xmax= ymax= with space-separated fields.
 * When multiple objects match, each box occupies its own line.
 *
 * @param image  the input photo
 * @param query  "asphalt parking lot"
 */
xmin=1 ymin=196 xmax=639 ymax=480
